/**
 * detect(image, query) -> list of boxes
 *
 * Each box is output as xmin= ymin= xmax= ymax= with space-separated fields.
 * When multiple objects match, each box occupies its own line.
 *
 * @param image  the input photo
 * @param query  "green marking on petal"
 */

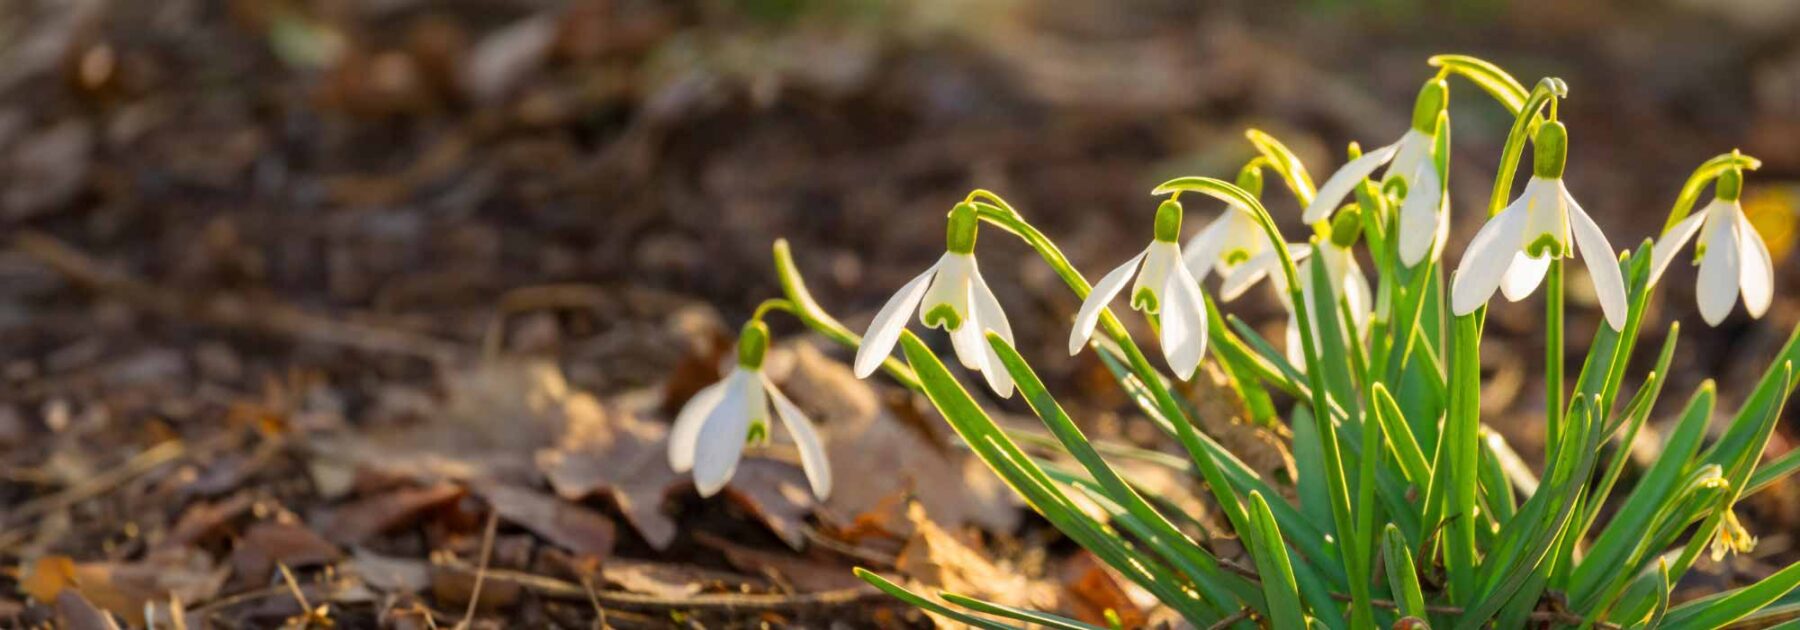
xmin=746 ymin=420 xmax=768 ymax=446
xmin=1526 ymin=234 xmax=1564 ymax=258
xmin=923 ymin=303 xmax=963 ymax=331
xmin=1224 ymin=249 xmax=1250 ymax=266
xmin=1132 ymin=287 xmax=1160 ymax=313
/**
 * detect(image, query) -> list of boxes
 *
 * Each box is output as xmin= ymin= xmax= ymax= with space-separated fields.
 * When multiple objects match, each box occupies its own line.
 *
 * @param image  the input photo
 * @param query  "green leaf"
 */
xmin=1245 ymin=491 xmax=1309 ymax=630
xmin=1245 ymin=129 xmax=1319 ymax=206
xmin=1381 ymin=524 xmax=1427 ymax=619
xmin=854 ymin=568 xmax=1020 ymax=630
xmin=940 ymin=593 xmax=1108 ymax=630
xmin=1663 ymin=560 xmax=1800 ymax=629
xmin=1371 ymin=384 xmax=1432 ymax=488
xmin=1427 ymin=54 xmax=1529 ymax=113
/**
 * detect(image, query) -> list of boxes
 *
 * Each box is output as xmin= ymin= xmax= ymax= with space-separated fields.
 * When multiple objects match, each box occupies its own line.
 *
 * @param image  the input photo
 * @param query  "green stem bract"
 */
xmin=1660 ymin=152 xmax=1763 ymax=234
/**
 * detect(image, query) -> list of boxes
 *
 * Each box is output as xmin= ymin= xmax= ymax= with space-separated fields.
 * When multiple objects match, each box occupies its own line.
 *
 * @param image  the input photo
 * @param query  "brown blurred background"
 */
xmin=3 ymin=0 xmax=1800 ymax=619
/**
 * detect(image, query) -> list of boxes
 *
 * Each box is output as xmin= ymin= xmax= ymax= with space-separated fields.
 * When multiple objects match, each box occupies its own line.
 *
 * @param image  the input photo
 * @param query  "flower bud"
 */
xmin=1716 ymin=166 xmax=1743 ymax=202
xmin=1329 ymin=206 xmax=1363 ymax=247
xmin=1412 ymin=79 xmax=1449 ymax=133
xmin=1235 ymin=163 xmax=1265 ymax=198
xmin=737 ymin=320 xmax=770 ymax=368
xmin=1532 ymin=120 xmax=1568 ymax=180
xmin=1153 ymin=199 xmax=1183 ymax=243
xmin=946 ymin=203 xmax=979 ymax=254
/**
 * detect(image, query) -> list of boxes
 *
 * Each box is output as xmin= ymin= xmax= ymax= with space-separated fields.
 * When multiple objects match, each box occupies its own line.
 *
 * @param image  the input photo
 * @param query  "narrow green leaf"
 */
xmin=1382 ymin=525 xmax=1427 ymax=619
xmin=1246 ymin=492 xmax=1309 ymax=630
xmin=855 ymin=568 xmax=1020 ymax=630
xmin=1427 ymin=54 xmax=1529 ymax=113
xmin=1244 ymin=129 xmax=1318 ymax=206
xmin=1663 ymin=560 xmax=1800 ymax=629
xmin=1371 ymin=384 xmax=1432 ymax=488
xmin=941 ymin=593 xmax=1108 ymax=630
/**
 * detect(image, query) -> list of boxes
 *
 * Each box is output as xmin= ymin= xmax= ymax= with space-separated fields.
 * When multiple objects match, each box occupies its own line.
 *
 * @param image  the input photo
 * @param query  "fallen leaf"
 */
xmin=161 ymin=492 xmax=256 ymax=549
xmin=776 ymin=344 xmax=1019 ymax=533
xmin=461 ymin=14 xmax=556 ymax=103
xmin=22 ymin=550 xmax=227 ymax=626
xmin=894 ymin=502 xmax=1056 ymax=625
xmin=430 ymin=564 xmax=523 ymax=614
xmin=474 ymin=482 xmax=616 ymax=557
xmin=535 ymin=392 xmax=681 ymax=550
xmin=1060 ymin=551 xmax=1147 ymax=628
xmin=699 ymin=533 xmax=864 ymax=593
xmin=230 ymin=521 xmax=344 ymax=584
xmin=54 ymin=591 xmax=119 ymax=630
xmin=311 ymin=483 xmax=464 ymax=545
xmin=346 ymin=549 xmax=433 ymax=594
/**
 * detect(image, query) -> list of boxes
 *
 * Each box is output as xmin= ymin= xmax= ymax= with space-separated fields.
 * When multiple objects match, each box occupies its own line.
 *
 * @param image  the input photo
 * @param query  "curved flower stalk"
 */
xmin=1300 ymin=80 xmax=1450 ymax=266
xmin=670 ymin=321 xmax=830 ymax=499
xmin=1071 ymin=198 xmax=1210 ymax=380
xmin=1450 ymin=120 xmax=1628 ymax=330
xmin=1649 ymin=165 xmax=1775 ymax=325
xmin=854 ymin=203 xmax=1016 ymax=397
xmin=1183 ymin=161 xmax=1276 ymax=284
xmin=1223 ymin=212 xmax=1373 ymax=367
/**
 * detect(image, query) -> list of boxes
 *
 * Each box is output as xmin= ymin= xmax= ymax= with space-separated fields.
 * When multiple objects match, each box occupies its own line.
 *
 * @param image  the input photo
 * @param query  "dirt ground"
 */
xmin=4 ymin=0 xmax=1800 ymax=627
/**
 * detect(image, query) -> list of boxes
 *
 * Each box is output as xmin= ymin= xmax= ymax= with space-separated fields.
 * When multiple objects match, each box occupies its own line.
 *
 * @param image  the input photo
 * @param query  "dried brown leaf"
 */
xmin=474 ymin=482 xmax=616 ymax=557
xmin=312 ymin=483 xmax=464 ymax=545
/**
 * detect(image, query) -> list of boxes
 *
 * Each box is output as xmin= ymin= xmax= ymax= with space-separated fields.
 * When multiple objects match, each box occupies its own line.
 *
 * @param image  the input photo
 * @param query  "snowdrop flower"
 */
xmin=1221 ymin=212 xmax=1372 ymax=366
xmin=854 ymin=203 xmax=1015 ymax=397
xmin=1070 ymin=199 xmax=1210 ymax=380
xmin=1183 ymin=164 xmax=1274 ymax=283
xmin=1300 ymin=80 xmax=1449 ymax=266
xmin=1450 ymin=121 xmax=1628 ymax=331
xmin=670 ymin=321 xmax=830 ymax=499
xmin=1648 ymin=167 xmax=1773 ymax=326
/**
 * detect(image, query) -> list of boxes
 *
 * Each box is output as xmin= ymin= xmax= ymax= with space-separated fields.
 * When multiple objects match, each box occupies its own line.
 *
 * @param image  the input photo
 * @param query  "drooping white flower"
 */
xmin=1450 ymin=121 xmax=1628 ymax=331
xmin=670 ymin=323 xmax=830 ymax=499
xmin=1302 ymin=79 xmax=1449 ymax=267
xmin=1184 ymin=167 xmax=1275 ymax=284
xmin=854 ymin=204 xmax=1015 ymax=397
xmin=1070 ymin=199 xmax=1210 ymax=380
xmin=1221 ymin=239 xmax=1371 ymax=367
xmin=1648 ymin=169 xmax=1773 ymax=326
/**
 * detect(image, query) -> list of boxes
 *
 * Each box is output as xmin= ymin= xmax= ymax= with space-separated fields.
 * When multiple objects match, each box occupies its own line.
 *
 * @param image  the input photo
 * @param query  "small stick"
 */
xmin=457 ymin=512 xmax=501 ymax=629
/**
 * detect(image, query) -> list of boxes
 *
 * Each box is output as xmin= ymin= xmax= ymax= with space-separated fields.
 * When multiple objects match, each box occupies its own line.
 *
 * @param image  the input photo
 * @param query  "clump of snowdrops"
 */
xmin=670 ymin=55 xmax=1800 ymax=628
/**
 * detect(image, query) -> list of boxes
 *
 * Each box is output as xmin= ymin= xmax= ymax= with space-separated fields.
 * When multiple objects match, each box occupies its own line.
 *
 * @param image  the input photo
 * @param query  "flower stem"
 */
xmin=1546 ymin=258 xmax=1565 ymax=454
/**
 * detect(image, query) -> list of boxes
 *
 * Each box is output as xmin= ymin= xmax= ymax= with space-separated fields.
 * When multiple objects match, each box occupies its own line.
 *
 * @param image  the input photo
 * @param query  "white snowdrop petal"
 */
xmin=1397 ymin=162 xmax=1443 ymax=267
xmin=1182 ymin=213 xmax=1236 ymax=282
xmin=763 ymin=375 xmax=832 ymax=499
xmin=1342 ymin=255 xmax=1373 ymax=336
xmin=1159 ymin=258 xmax=1210 ymax=380
xmin=1131 ymin=243 xmax=1180 ymax=313
xmin=970 ymin=266 xmax=1014 ymax=345
xmin=1735 ymin=209 xmax=1775 ymax=319
xmin=1565 ymin=192 xmax=1629 ymax=331
xmin=692 ymin=371 xmax=756 ymax=497
xmin=1220 ymin=244 xmax=1307 ymax=302
xmin=948 ymin=292 xmax=987 ymax=371
xmin=854 ymin=260 xmax=939 ymax=378
xmin=1385 ymin=130 xmax=1431 ymax=184
xmin=1303 ymin=141 xmax=1401 ymax=223
xmin=1500 ymin=253 xmax=1550 ymax=302
xmin=1284 ymin=309 xmax=1305 ymax=370
xmin=1069 ymin=250 xmax=1147 ymax=355
xmin=1649 ymin=210 xmax=1707 ymax=287
xmin=919 ymin=254 xmax=973 ymax=329
xmin=1697 ymin=209 xmax=1742 ymax=326
xmin=669 ymin=379 xmax=728 ymax=473
xmin=1451 ymin=202 xmax=1530 ymax=315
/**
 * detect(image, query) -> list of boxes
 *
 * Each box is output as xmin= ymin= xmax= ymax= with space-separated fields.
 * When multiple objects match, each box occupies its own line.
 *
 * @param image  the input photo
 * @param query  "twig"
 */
xmin=434 ymin=565 xmax=886 ymax=612
xmin=0 ymin=439 xmax=186 ymax=536
xmin=1205 ymin=607 xmax=1254 ymax=630
xmin=457 ymin=512 xmax=501 ymax=629
xmin=13 ymin=231 xmax=463 ymax=364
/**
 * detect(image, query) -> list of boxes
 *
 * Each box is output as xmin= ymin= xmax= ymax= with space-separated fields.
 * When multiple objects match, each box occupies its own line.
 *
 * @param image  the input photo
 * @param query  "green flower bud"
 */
xmin=1329 ymin=206 xmax=1362 ymax=247
xmin=946 ymin=203 xmax=979 ymax=254
xmin=1533 ymin=120 xmax=1568 ymax=180
xmin=1716 ymin=166 xmax=1743 ymax=202
xmin=737 ymin=320 xmax=770 ymax=368
xmin=1412 ymin=79 xmax=1449 ymax=133
xmin=1235 ymin=163 xmax=1265 ymax=198
xmin=1153 ymin=199 xmax=1183 ymax=243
